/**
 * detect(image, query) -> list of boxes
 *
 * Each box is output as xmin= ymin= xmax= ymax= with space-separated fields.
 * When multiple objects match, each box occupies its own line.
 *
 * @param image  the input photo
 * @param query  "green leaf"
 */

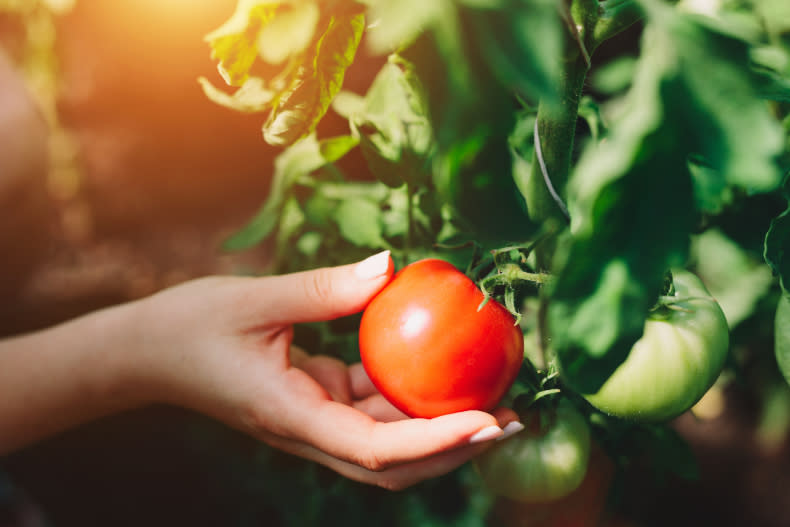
xmin=319 ymin=134 xmax=359 ymax=163
xmin=198 ymin=76 xmax=273 ymax=113
xmin=692 ymin=228 xmax=775 ymax=328
xmin=550 ymin=1 xmax=783 ymax=392
xmin=434 ymin=126 xmax=538 ymax=245
xmin=223 ymin=134 xmax=334 ymax=250
xmin=590 ymin=56 xmax=638 ymax=95
xmin=375 ymin=0 xmax=562 ymax=152
xmin=263 ymin=9 xmax=366 ymax=146
xmin=765 ymin=174 xmax=790 ymax=293
xmin=204 ymin=1 xmax=366 ymax=147
xmin=257 ymin=2 xmax=320 ymax=64
xmin=205 ymin=0 xmax=281 ymax=87
xmin=339 ymin=59 xmax=433 ymax=188
xmin=333 ymin=198 xmax=387 ymax=248
xmin=463 ymin=0 xmax=562 ymax=103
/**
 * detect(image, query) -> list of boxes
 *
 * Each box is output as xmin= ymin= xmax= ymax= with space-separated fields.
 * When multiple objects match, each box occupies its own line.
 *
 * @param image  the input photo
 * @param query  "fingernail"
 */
xmin=468 ymin=425 xmax=504 ymax=444
xmin=355 ymin=250 xmax=391 ymax=280
xmin=497 ymin=421 xmax=525 ymax=441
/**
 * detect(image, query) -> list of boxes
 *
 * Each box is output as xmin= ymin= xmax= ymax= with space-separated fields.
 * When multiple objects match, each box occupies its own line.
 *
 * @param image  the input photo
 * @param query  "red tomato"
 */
xmin=359 ymin=258 xmax=524 ymax=418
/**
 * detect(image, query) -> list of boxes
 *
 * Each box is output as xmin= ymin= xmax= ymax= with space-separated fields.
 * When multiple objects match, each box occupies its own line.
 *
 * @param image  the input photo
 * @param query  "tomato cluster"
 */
xmin=359 ymin=258 xmax=729 ymax=507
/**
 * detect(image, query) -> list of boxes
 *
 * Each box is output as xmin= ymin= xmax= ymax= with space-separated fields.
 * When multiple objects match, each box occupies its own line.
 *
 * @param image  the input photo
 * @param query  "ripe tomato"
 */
xmin=358 ymin=258 xmax=524 ymax=418
xmin=582 ymin=269 xmax=730 ymax=422
xmin=473 ymin=398 xmax=592 ymax=503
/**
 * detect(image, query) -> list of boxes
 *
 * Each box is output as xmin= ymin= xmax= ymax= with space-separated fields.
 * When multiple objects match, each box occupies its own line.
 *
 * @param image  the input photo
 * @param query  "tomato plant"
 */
xmin=199 ymin=0 xmax=790 ymax=524
xmin=358 ymin=258 xmax=524 ymax=418
xmin=581 ymin=269 xmax=730 ymax=422
xmin=473 ymin=398 xmax=591 ymax=503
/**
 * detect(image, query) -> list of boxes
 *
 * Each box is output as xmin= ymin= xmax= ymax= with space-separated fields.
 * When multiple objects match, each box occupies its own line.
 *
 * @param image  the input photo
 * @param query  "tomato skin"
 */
xmin=473 ymin=399 xmax=592 ymax=503
xmin=358 ymin=258 xmax=524 ymax=418
xmin=582 ymin=269 xmax=730 ymax=422
xmin=489 ymin=440 xmax=615 ymax=527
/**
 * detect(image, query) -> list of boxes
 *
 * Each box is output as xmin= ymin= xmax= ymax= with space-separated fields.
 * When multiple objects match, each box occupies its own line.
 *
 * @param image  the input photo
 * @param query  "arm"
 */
xmin=0 ymin=252 xmax=521 ymax=490
xmin=0 ymin=301 xmax=148 ymax=453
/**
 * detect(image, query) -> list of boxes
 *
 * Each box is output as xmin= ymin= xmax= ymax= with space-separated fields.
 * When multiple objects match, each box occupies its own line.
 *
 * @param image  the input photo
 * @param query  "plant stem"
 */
xmin=526 ymin=53 xmax=590 ymax=266
xmin=527 ymin=22 xmax=592 ymax=368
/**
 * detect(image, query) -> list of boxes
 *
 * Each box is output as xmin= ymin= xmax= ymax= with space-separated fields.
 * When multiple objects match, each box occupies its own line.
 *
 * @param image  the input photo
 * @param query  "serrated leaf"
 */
xmin=205 ymin=0 xmax=281 ymax=86
xmin=345 ymin=60 xmax=433 ymax=188
xmin=204 ymin=1 xmax=366 ymax=148
xmin=263 ymin=10 xmax=365 ymax=146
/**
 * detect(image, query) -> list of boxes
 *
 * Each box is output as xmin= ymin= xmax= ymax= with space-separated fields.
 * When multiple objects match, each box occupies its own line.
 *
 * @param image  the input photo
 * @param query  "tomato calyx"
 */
xmin=648 ymin=269 xmax=719 ymax=320
xmin=464 ymin=244 xmax=555 ymax=323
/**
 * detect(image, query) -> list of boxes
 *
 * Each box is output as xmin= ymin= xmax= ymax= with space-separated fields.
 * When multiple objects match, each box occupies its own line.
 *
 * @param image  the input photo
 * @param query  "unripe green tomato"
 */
xmin=474 ymin=398 xmax=591 ymax=503
xmin=583 ymin=269 xmax=729 ymax=422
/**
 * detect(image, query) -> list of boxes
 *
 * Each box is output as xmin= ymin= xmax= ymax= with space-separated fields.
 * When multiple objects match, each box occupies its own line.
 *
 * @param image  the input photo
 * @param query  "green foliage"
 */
xmin=200 ymin=0 xmax=366 ymax=146
xmin=549 ymin=0 xmax=785 ymax=392
xmin=203 ymin=0 xmax=790 ymax=522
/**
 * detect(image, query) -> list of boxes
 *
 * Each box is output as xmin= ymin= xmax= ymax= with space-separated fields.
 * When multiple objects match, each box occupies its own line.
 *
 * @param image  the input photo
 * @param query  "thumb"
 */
xmin=256 ymin=251 xmax=393 ymax=325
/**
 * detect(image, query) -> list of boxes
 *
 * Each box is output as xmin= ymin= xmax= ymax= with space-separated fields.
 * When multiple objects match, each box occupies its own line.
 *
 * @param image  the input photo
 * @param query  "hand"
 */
xmin=131 ymin=251 xmax=522 ymax=489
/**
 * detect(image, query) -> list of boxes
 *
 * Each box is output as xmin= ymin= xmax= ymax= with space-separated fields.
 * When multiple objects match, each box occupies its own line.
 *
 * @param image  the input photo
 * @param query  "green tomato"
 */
xmin=582 ymin=269 xmax=730 ymax=422
xmin=473 ymin=399 xmax=591 ymax=503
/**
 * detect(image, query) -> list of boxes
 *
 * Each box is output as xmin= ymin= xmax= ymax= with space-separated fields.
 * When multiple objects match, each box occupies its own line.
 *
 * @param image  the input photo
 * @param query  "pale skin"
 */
xmin=0 ymin=251 xmax=522 ymax=490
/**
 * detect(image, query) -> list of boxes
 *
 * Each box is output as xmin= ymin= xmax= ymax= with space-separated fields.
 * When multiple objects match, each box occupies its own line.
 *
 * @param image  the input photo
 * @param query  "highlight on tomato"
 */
xmin=581 ymin=269 xmax=730 ymax=422
xmin=358 ymin=258 xmax=524 ymax=418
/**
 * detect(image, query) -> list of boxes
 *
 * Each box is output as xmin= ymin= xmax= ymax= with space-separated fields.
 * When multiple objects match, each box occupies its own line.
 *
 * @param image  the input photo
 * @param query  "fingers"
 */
xmin=249 ymin=251 xmax=393 ymax=326
xmin=282 ymin=393 xmax=502 ymax=471
xmin=348 ymin=362 xmax=379 ymax=400
xmin=352 ymin=394 xmax=409 ymax=422
xmin=289 ymin=347 xmax=352 ymax=405
xmin=266 ymin=433 xmax=497 ymax=491
xmin=261 ymin=409 xmax=521 ymax=491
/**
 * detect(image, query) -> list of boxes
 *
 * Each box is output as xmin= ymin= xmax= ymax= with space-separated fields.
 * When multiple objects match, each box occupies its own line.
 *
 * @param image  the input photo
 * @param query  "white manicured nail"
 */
xmin=497 ymin=421 xmax=525 ymax=441
xmin=468 ymin=425 xmax=504 ymax=444
xmin=354 ymin=250 xmax=391 ymax=280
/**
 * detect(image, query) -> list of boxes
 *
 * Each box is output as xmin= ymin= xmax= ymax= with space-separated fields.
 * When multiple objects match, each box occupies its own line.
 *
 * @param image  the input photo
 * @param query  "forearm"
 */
xmin=0 ymin=301 xmax=148 ymax=454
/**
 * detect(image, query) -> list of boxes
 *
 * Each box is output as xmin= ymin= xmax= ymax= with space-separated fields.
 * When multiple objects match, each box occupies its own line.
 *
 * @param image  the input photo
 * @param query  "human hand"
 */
xmin=129 ymin=251 xmax=522 ymax=489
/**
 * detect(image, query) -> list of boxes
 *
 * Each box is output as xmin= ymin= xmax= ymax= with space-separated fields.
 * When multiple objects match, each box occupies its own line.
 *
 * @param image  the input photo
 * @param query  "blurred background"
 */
xmin=0 ymin=0 xmax=278 ymax=338
xmin=2 ymin=2 xmax=790 ymax=527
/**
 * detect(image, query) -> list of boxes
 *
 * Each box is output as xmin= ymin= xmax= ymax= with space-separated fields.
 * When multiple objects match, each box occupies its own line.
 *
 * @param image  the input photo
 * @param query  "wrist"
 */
xmin=0 ymin=299 xmax=155 ymax=453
